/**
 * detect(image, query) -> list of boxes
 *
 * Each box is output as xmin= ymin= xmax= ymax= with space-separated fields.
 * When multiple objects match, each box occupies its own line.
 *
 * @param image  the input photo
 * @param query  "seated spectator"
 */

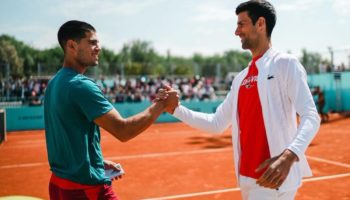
xmin=29 ymin=90 xmax=42 ymax=106
xmin=133 ymin=89 xmax=143 ymax=102
xmin=115 ymin=86 xmax=126 ymax=103
xmin=0 ymin=75 xmax=220 ymax=104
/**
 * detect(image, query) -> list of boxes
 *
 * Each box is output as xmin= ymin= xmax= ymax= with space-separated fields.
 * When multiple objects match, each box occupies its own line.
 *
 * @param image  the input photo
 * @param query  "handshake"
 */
xmin=153 ymin=85 xmax=180 ymax=114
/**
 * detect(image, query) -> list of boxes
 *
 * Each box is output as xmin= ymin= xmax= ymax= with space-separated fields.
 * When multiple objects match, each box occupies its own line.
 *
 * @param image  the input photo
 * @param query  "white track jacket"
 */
xmin=173 ymin=48 xmax=321 ymax=192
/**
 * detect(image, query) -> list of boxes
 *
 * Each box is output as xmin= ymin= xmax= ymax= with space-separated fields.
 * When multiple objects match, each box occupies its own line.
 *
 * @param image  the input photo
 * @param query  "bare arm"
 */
xmin=94 ymin=91 xmax=179 ymax=142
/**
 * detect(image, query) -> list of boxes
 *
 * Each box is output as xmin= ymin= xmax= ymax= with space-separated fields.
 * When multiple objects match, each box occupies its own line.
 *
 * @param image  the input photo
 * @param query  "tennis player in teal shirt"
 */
xmin=44 ymin=20 xmax=179 ymax=199
xmin=45 ymin=67 xmax=114 ymax=185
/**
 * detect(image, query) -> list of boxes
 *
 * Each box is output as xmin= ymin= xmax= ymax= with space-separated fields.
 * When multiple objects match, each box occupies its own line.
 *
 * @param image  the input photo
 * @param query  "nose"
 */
xmin=235 ymin=27 xmax=240 ymax=36
xmin=96 ymin=43 xmax=101 ymax=53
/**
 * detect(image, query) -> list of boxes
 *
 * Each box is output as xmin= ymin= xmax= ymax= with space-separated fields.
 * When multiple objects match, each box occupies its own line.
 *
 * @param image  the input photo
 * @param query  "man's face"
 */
xmin=235 ymin=11 xmax=259 ymax=50
xmin=76 ymin=31 xmax=101 ymax=67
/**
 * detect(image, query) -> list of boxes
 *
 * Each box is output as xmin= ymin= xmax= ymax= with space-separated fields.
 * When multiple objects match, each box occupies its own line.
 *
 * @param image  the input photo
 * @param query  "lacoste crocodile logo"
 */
xmin=267 ymin=75 xmax=274 ymax=80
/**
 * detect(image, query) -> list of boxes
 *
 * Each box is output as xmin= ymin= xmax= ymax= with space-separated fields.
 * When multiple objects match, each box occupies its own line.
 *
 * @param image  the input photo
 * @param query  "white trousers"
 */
xmin=239 ymin=175 xmax=297 ymax=200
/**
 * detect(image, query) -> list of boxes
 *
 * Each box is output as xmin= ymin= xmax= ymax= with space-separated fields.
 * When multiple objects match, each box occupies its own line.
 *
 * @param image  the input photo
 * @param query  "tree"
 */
xmin=119 ymin=40 xmax=159 ymax=75
xmin=0 ymin=34 xmax=331 ymax=78
xmin=201 ymin=55 xmax=222 ymax=77
xmin=171 ymin=56 xmax=193 ymax=76
xmin=98 ymin=48 xmax=120 ymax=75
xmin=300 ymin=49 xmax=322 ymax=74
xmin=0 ymin=34 xmax=39 ymax=77
xmin=222 ymin=50 xmax=250 ymax=72
xmin=0 ymin=40 xmax=23 ymax=77
xmin=37 ymin=46 xmax=63 ymax=76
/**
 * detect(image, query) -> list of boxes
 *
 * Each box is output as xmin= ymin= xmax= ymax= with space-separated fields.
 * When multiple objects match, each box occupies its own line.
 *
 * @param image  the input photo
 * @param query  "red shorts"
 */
xmin=49 ymin=173 xmax=118 ymax=200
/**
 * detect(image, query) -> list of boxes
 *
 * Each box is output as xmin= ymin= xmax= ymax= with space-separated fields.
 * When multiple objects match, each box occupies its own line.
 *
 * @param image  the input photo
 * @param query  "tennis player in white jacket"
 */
xmin=162 ymin=1 xmax=321 ymax=199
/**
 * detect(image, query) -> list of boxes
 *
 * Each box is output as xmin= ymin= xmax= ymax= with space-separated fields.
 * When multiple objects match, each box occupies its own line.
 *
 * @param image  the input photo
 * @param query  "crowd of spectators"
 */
xmin=0 ymin=75 xmax=219 ymax=106
xmin=0 ymin=77 xmax=47 ymax=106
xmin=97 ymin=75 xmax=218 ymax=103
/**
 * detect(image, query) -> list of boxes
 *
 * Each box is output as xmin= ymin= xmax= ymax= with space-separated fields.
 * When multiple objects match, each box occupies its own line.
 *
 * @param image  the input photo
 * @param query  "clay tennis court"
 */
xmin=0 ymin=114 xmax=349 ymax=200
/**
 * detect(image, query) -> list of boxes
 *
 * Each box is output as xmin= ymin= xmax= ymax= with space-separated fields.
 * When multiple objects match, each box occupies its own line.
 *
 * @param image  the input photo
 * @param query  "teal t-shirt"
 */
xmin=44 ymin=67 xmax=114 ymax=185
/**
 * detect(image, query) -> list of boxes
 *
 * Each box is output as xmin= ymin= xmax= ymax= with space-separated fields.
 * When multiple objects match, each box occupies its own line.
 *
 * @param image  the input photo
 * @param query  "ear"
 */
xmin=257 ymin=17 xmax=265 ymax=29
xmin=257 ymin=17 xmax=266 ymax=33
xmin=66 ymin=39 xmax=77 ymax=52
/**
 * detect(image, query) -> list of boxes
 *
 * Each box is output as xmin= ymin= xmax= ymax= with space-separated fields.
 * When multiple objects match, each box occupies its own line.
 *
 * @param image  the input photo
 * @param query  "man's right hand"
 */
xmin=155 ymin=86 xmax=180 ymax=114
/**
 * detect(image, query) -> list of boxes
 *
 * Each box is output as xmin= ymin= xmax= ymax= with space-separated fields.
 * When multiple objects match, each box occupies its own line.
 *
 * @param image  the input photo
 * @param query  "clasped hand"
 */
xmin=154 ymin=85 xmax=180 ymax=114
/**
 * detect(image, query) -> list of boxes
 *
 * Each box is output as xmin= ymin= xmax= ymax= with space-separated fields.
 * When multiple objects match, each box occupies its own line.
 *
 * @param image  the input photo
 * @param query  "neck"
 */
xmin=251 ymin=39 xmax=271 ymax=58
xmin=62 ymin=56 xmax=86 ymax=74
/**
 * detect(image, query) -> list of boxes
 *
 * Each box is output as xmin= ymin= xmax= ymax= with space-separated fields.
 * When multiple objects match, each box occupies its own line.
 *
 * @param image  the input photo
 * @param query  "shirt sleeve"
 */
xmin=173 ymin=85 xmax=234 ymax=134
xmin=286 ymin=57 xmax=321 ymax=158
xmin=69 ymin=78 xmax=114 ymax=122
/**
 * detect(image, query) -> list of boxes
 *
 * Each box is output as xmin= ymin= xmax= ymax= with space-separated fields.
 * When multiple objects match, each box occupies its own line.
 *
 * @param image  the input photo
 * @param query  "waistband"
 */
xmin=50 ymin=173 xmax=104 ymax=190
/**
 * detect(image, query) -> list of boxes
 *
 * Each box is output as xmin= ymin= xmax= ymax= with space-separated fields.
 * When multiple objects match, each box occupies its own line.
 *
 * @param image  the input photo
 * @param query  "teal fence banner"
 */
xmin=308 ymin=71 xmax=350 ymax=112
xmin=4 ymin=100 xmax=223 ymax=131
xmin=6 ymin=106 xmax=44 ymax=131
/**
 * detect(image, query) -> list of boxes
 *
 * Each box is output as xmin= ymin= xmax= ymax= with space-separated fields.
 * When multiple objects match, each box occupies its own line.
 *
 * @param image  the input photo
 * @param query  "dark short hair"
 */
xmin=57 ymin=20 xmax=96 ymax=51
xmin=236 ymin=0 xmax=276 ymax=38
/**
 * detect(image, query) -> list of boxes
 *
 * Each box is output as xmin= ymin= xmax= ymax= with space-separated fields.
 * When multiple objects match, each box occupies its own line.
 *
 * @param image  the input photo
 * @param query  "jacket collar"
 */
xmin=255 ymin=47 xmax=278 ymax=70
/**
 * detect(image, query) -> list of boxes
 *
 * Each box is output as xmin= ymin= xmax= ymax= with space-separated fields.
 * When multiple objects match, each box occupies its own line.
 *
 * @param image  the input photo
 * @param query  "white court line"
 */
xmin=303 ymin=172 xmax=350 ymax=182
xmin=142 ymin=173 xmax=350 ymax=200
xmin=1 ymin=148 xmax=349 ymax=174
xmin=105 ymin=148 xmax=231 ymax=161
xmin=306 ymin=155 xmax=350 ymax=169
xmin=0 ymin=148 xmax=231 ymax=169
xmin=0 ymin=162 xmax=46 ymax=169
xmin=142 ymin=188 xmax=241 ymax=200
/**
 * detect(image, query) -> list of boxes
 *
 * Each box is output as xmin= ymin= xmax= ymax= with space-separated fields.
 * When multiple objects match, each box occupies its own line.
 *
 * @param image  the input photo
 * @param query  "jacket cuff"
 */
xmin=172 ymin=105 xmax=182 ymax=118
xmin=287 ymin=146 xmax=301 ymax=162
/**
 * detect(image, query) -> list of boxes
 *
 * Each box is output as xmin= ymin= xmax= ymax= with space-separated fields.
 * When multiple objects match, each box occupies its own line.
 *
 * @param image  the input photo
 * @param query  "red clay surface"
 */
xmin=0 ymin=114 xmax=349 ymax=200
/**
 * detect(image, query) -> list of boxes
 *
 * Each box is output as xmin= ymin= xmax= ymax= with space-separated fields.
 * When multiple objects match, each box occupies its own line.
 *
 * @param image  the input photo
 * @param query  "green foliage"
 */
xmin=223 ymin=50 xmax=251 ymax=72
xmin=170 ymin=56 xmax=194 ymax=76
xmin=190 ymin=50 xmax=251 ymax=77
xmin=0 ymin=34 xmax=40 ymax=77
xmin=300 ymin=49 xmax=323 ymax=74
xmin=0 ymin=39 xmax=23 ymax=77
xmin=98 ymin=48 xmax=119 ymax=75
xmin=37 ymin=46 xmax=64 ymax=75
xmin=173 ymin=64 xmax=192 ymax=75
xmin=124 ymin=62 xmax=143 ymax=75
xmin=1 ymin=34 xmax=327 ymax=78
xmin=151 ymin=63 xmax=167 ymax=75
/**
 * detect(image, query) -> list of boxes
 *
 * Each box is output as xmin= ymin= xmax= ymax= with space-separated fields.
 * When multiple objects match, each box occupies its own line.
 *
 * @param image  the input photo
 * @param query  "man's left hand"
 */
xmin=104 ymin=160 xmax=123 ymax=181
xmin=255 ymin=149 xmax=298 ymax=189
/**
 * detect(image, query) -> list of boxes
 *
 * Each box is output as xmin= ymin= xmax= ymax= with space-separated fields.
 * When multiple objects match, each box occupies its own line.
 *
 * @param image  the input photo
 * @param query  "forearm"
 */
xmin=288 ymin=111 xmax=320 ymax=158
xmin=122 ymin=102 xmax=164 ymax=140
xmin=95 ymin=102 xmax=166 ymax=142
xmin=118 ymin=102 xmax=165 ymax=141
xmin=173 ymin=105 xmax=230 ymax=133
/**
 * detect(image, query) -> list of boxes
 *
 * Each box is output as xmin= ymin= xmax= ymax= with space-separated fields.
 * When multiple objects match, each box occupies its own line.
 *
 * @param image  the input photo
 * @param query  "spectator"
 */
xmin=29 ymin=90 xmax=42 ymax=106
xmin=0 ymin=75 xmax=220 ymax=103
xmin=313 ymin=86 xmax=329 ymax=123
